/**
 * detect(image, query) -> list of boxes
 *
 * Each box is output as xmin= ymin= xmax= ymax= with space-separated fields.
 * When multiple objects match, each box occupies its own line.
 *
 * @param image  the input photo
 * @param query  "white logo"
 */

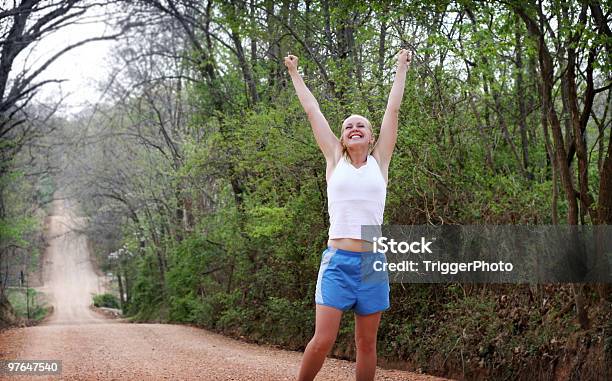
xmin=372 ymin=236 xmax=433 ymax=254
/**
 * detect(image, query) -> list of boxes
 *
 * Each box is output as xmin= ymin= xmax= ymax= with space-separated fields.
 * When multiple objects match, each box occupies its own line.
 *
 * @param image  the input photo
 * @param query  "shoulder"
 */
xmin=326 ymin=152 xmax=344 ymax=182
xmin=369 ymin=152 xmax=389 ymax=184
xmin=370 ymin=151 xmax=384 ymax=167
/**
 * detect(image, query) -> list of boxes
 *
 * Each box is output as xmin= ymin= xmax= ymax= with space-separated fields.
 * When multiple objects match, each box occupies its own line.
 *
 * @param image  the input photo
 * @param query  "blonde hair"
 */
xmin=340 ymin=114 xmax=375 ymax=161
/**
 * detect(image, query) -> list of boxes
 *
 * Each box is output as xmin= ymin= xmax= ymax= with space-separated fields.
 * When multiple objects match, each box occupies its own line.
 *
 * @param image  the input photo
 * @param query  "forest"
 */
xmin=1 ymin=0 xmax=611 ymax=379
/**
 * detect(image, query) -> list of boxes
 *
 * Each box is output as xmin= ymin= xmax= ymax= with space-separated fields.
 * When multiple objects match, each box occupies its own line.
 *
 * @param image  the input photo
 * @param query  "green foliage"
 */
xmin=0 ymin=170 xmax=42 ymax=249
xmin=6 ymin=288 xmax=51 ymax=322
xmin=166 ymin=234 xmax=224 ymax=324
xmin=259 ymin=297 xmax=314 ymax=347
xmin=92 ymin=293 xmax=120 ymax=309
xmin=125 ymin=253 xmax=166 ymax=319
xmin=0 ymin=217 xmax=37 ymax=248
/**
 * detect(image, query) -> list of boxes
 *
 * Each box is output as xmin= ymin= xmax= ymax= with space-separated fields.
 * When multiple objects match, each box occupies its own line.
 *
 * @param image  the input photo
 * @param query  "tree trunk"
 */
xmin=598 ymin=126 xmax=612 ymax=225
xmin=229 ymin=29 xmax=260 ymax=106
xmin=515 ymin=24 xmax=531 ymax=178
xmin=117 ymin=268 xmax=126 ymax=308
xmin=540 ymin=84 xmax=558 ymax=225
xmin=322 ymin=0 xmax=333 ymax=51
xmin=378 ymin=17 xmax=387 ymax=76
xmin=514 ymin=4 xmax=587 ymax=329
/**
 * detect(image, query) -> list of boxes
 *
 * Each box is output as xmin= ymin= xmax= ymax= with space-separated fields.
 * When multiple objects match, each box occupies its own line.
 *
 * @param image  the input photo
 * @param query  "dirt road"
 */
xmin=0 ymin=200 xmax=449 ymax=380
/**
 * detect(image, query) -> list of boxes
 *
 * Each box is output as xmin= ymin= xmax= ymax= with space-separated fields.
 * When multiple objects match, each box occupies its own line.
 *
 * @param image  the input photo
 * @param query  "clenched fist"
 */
xmin=397 ymin=49 xmax=412 ymax=70
xmin=284 ymin=54 xmax=298 ymax=72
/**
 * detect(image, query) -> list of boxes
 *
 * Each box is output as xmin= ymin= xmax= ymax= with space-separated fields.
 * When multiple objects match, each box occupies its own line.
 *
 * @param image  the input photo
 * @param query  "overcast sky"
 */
xmin=16 ymin=3 xmax=120 ymax=116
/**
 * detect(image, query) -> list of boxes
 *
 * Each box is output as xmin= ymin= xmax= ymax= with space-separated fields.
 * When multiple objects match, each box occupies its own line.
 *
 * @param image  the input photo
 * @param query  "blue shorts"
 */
xmin=315 ymin=246 xmax=390 ymax=315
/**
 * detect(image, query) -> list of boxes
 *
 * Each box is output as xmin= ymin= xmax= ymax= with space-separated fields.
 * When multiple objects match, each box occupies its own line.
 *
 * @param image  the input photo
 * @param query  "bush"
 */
xmin=93 ymin=293 xmax=120 ymax=309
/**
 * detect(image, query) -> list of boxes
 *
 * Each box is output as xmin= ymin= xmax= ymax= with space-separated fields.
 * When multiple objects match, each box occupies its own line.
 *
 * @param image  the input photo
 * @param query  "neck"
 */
xmin=347 ymin=146 xmax=369 ymax=167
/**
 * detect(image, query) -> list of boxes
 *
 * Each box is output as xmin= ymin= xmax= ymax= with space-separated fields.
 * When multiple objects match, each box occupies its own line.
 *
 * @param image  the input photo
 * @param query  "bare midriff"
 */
xmin=327 ymin=237 xmax=373 ymax=252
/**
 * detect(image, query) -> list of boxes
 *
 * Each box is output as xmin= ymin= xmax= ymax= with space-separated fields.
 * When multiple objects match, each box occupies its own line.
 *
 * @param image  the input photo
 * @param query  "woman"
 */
xmin=285 ymin=49 xmax=411 ymax=381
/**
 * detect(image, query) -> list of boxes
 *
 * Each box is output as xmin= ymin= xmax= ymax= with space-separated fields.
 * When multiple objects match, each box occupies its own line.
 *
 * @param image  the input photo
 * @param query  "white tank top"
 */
xmin=327 ymin=154 xmax=387 ymax=240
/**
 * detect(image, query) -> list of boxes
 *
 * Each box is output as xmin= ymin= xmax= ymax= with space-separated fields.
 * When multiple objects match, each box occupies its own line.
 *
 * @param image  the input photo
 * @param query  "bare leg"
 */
xmin=297 ymin=305 xmax=343 ymax=381
xmin=354 ymin=311 xmax=382 ymax=381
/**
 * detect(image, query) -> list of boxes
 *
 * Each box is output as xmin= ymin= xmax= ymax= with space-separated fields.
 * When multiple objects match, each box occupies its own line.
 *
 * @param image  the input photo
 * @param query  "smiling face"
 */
xmin=341 ymin=115 xmax=374 ymax=153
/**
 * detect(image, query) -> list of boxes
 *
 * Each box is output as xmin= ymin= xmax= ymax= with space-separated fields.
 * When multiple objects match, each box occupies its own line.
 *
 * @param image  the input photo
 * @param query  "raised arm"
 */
xmin=284 ymin=55 xmax=341 ymax=162
xmin=373 ymin=49 xmax=411 ymax=169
